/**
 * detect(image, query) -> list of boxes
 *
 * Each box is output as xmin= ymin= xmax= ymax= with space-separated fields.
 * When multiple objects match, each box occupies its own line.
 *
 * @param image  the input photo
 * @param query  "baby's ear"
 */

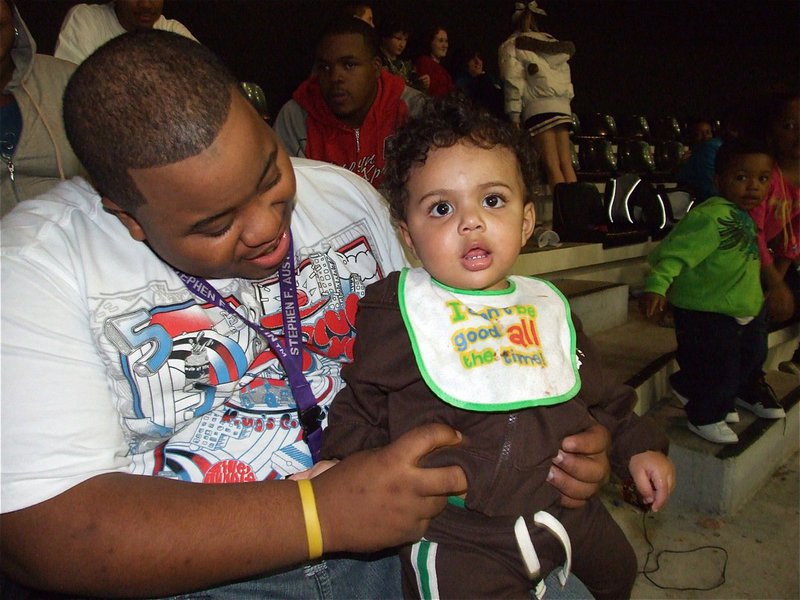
xmin=521 ymin=202 xmax=535 ymax=246
xmin=398 ymin=221 xmax=419 ymax=259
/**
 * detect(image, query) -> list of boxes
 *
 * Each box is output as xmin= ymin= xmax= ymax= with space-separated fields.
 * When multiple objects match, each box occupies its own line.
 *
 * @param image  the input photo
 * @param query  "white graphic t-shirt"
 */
xmin=0 ymin=159 xmax=407 ymax=512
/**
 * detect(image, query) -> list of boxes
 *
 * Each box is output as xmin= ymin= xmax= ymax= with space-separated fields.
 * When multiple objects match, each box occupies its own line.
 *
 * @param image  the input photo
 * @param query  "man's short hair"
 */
xmin=318 ymin=15 xmax=380 ymax=59
xmin=714 ymin=137 xmax=772 ymax=176
xmin=64 ymin=30 xmax=238 ymax=211
xmin=383 ymin=93 xmax=539 ymax=223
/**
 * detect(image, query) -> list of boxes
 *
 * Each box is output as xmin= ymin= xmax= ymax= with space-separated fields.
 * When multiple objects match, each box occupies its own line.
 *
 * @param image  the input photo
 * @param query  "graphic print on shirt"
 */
xmin=95 ymin=232 xmax=384 ymax=483
xmin=718 ymin=210 xmax=759 ymax=259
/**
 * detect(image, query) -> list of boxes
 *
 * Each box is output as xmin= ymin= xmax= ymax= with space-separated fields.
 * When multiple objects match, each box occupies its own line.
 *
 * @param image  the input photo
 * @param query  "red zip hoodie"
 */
xmin=293 ymin=70 xmax=410 ymax=187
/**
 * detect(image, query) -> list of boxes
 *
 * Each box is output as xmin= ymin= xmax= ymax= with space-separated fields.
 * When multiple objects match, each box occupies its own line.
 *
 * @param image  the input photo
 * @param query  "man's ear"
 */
xmin=521 ymin=201 xmax=535 ymax=246
xmin=372 ymin=56 xmax=383 ymax=77
xmin=101 ymin=197 xmax=147 ymax=242
xmin=398 ymin=221 xmax=419 ymax=260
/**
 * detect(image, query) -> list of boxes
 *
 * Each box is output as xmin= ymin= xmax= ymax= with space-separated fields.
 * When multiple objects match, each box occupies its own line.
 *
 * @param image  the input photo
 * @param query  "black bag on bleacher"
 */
xmin=604 ymin=173 xmax=672 ymax=240
xmin=552 ymin=182 xmax=651 ymax=248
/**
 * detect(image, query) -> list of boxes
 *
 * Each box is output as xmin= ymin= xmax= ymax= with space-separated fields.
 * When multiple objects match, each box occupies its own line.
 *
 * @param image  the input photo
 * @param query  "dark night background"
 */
xmin=15 ymin=0 xmax=800 ymax=128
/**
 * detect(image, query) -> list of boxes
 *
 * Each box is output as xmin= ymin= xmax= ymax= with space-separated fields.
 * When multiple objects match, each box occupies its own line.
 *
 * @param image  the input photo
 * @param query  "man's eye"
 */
xmin=206 ymin=223 xmax=233 ymax=238
xmin=483 ymin=194 xmax=506 ymax=208
xmin=429 ymin=202 xmax=452 ymax=217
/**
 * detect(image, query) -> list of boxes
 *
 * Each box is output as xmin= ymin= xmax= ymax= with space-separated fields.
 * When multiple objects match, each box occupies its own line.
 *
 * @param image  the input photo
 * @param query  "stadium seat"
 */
xmin=617 ymin=115 xmax=651 ymax=141
xmin=651 ymin=116 xmax=682 ymax=142
xmin=579 ymin=112 xmax=618 ymax=138
xmin=617 ymin=139 xmax=655 ymax=174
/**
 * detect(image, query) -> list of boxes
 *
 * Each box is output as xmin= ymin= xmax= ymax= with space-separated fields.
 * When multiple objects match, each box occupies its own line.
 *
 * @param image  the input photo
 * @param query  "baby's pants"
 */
xmin=400 ymin=497 xmax=636 ymax=600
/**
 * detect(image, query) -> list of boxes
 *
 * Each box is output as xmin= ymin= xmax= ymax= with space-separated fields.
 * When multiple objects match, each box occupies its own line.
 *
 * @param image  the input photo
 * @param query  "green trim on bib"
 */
xmin=398 ymin=268 xmax=581 ymax=412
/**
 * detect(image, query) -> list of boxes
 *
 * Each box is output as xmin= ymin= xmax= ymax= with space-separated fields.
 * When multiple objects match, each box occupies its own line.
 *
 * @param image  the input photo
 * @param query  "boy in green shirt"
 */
xmin=641 ymin=138 xmax=784 ymax=444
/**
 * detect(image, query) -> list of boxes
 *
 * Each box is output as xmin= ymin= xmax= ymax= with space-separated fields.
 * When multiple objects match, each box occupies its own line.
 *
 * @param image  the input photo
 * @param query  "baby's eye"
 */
xmin=483 ymin=194 xmax=506 ymax=208
xmin=759 ymin=175 xmax=770 ymax=183
xmin=429 ymin=201 xmax=453 ymax=217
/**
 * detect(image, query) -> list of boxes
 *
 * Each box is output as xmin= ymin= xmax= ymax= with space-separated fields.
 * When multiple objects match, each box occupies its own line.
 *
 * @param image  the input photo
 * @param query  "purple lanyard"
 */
xmin=174 ymin=234 xmax=323 ymax=462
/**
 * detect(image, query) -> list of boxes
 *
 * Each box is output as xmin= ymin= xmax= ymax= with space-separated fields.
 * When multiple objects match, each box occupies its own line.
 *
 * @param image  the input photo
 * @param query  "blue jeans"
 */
xmin=1 ymin=554 xmax=594 ymax=599
xmin=164 ymin=553 xmax=594 ymax=599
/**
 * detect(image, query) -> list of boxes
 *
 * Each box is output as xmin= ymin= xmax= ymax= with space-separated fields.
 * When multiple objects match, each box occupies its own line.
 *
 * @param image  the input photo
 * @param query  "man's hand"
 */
xmin=313 ymin=424 xmax=467 ymax=553
xmin=548 ymin=422 xmax=611 ymax=508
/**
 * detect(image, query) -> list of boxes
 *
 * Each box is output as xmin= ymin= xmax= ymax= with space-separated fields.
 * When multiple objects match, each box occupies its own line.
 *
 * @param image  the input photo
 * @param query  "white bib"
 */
xmin=399 ymin=268 xmax=581 ymax=411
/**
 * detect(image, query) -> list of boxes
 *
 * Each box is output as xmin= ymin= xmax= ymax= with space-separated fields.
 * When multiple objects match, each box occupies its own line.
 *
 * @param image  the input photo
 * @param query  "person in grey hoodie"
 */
xmin=1 ymin=0 xmax=86 ymax=216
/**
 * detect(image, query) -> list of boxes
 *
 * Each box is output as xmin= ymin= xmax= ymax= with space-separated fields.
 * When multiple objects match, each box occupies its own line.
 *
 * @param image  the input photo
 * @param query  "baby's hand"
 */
xmin=638 ymin=292 xmax=667 ymax=320
xmin=289 ymin=459 xmax=338 ymax=480
xmin=628 ymin=451 xmax=675 ymax=512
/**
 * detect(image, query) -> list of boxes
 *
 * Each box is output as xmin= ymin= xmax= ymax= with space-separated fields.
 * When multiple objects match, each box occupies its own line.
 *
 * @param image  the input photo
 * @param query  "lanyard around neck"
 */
xmin=173 ymin=234 xmax=323 ymax=462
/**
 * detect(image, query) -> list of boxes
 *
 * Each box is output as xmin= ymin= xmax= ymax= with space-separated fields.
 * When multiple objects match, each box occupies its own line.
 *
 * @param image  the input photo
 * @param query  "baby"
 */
xmin=322 ymin=94 xmax=674 ymax=600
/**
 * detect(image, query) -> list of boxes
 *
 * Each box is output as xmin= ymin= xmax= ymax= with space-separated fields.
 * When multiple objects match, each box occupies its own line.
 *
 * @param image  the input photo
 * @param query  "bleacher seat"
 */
xmin=240 ymin=81 xmax=270 ymax=122
xmin=617 ymin=115 xmax=651 ymax=141
xmin=576 ymin=137 xmax=617 ymax=181
xmin=651 ymin=116 xmax=682 ymax=142
xmin=616 ymin=139 xmax=656 ymax=174
xmin=579 ymin=112 xmax=618 ymax=138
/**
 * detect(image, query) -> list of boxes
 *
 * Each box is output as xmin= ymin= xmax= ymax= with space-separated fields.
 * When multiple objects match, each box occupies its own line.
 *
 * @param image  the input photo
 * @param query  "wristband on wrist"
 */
xmin=297 ymin=479 xmax=323 ymax=560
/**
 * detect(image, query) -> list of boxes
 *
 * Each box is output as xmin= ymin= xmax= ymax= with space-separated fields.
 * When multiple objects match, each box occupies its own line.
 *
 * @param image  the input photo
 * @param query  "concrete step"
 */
xmin=553 ymin=279 xmax=630 ymax=336
xmin=648 ymin=371 xmax=800 ymax=515
xmin=592 ymin=303 xmax=800 ymax=515
xmin=513 ymin=239 xmax=658 ymax=286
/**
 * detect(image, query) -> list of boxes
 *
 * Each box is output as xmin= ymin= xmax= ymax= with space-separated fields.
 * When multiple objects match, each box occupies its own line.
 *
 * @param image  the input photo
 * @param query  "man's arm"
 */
xmin=273 ymin=100 xmax=309 ymax=158
xmin=1 ymin=424 xmax=467 ymax=598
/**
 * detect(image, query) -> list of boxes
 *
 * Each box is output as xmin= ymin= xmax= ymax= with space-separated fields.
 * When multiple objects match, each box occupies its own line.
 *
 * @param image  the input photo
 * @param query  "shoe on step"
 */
xmin=671 ymin=387 xmax=690 ymax=406
xmin=736 ymin=378 xmax=786 ymax=419
xmin=688 ymin=421 xmax=739 ymax=444
xmin=778 ymin=359 xmax=800 ymax=377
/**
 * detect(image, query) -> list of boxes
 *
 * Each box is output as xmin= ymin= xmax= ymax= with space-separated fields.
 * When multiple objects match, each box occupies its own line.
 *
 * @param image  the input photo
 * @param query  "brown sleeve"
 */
xmin=320 ymin=273 xmax=405 ymax=459
xmin=572 ymin=315 xmax=670 ymax=479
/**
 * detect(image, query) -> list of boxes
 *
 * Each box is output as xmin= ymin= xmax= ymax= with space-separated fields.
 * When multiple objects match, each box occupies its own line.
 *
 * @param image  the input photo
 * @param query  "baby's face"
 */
xmin=399 ymin=142 xmax=534 ymax=291
xmin=716 ymin=153 xmax=773 ymax=213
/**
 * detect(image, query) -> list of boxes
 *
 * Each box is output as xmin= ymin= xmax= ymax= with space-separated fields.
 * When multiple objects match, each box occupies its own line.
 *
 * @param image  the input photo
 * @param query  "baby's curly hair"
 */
xmin=383 ymin=93 xmax=539 ymax=223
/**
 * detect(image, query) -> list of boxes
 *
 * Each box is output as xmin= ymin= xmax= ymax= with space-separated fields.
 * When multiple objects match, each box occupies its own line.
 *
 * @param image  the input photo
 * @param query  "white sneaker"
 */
xmin=688 ymin=421 xmax=739 ymax=444
xmin=672 ymin=388 xmax=689 ymax=406
xmin=778 ymin=360 xmax=800 ymax=377
xmin=725 ymin=411 xmax=740 ymax=424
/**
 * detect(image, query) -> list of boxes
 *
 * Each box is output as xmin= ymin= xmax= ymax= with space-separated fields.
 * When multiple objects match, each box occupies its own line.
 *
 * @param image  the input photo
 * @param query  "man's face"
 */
xmin=771 ymin=98 xmax=799 ymax=163
xmin=114 ymin=0 xmax=164 ymax=31
xmin=430 ymin=29 xmax=448 ymax=59
xmin=106 ymin=91 xmax=298 ymax=281
xmin=382 ymin=32 xmax=408 ymax=58
xmin=315 ymin=32 xmax=381 ymax=128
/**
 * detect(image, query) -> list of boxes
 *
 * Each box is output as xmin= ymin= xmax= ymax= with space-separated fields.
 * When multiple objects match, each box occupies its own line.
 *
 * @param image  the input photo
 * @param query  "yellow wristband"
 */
xmin=297 ymin=479 xmax=323 ymax=560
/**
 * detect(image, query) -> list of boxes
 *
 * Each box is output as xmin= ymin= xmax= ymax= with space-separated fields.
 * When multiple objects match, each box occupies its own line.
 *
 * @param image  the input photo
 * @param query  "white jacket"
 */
xmin=498 ymin=31 xmax=575 ymax=124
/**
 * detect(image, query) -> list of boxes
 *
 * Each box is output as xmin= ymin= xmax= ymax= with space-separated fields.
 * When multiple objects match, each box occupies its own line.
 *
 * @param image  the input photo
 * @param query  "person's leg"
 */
xmin=164 ymin=553 xmax=402 ymax=599
xmin=562 ymin=499 xmax=636 ymax=600
xmin=672 ymin=308 xmax=739 ymax=426
xmin=532 ymin=128 xmax=566 ymax=188
xmin=554 ymin=125 xmax=578 ymax=183
xmin=542 ymin=569 xmax=595 ymax=599
xmin=737 ymin=307 xmax=786 ymax=419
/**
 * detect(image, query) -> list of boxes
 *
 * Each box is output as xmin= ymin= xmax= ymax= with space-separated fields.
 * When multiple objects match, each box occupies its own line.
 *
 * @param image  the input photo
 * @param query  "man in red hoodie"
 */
xmin=275 ymin=16 xmax=426 ymax=189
